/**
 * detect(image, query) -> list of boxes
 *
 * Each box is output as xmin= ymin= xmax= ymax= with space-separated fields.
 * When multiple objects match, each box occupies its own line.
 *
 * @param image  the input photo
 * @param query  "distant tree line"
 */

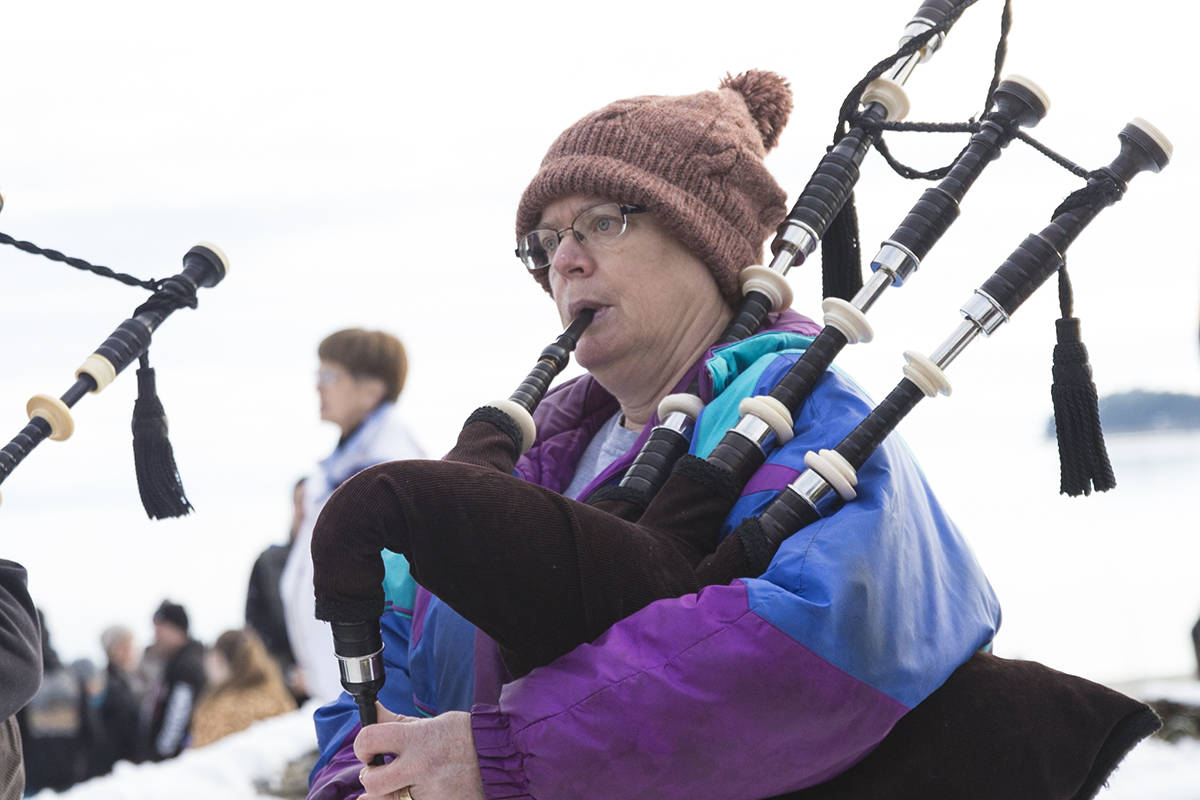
xmin=1045 ymin=390 xmax=1200 ymax=437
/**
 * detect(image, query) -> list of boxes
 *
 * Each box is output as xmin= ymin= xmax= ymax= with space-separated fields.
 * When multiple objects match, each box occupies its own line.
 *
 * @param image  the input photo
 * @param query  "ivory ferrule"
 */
xmin=787 ymin=470 xmax=841 ymax=519
xmin=903 ymin=351 xmax=953 ymax=398
xmin=336 ymin=647 xmax=384 ymax=686
xmin=485 ymin=398 xmax=537 ymax=454
xmin=804 ymin=449 xmax=858 ymax=501
xmin=27 ymin=395 xmax=74 ymax=442
xmin=822 ymin=297 xmax=873 ymax=345
xmin=76 ymin=353 xmax=117 ymax=394
xmin=738 ymin=396 xmax=795 ymax=444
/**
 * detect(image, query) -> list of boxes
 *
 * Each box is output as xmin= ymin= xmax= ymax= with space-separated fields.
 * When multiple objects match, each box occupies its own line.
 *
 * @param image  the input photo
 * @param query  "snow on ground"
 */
xmin=33 ymin=703 xmax=321 ymax=800
xmin=30 ymin=688 xmax=1200 ymax=799
xmin=1096 ymin=677 xmax=1200 ymax=798
xmin=1097 ymin=738 xmax=1200 ymax=800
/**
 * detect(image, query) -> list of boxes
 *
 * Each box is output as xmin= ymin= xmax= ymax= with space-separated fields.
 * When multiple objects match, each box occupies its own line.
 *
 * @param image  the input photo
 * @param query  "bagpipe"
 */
xmin=312 ymin=0 xmax=1171 ymax=794
xmin=0 ymin=220 xmax=229 ymax=518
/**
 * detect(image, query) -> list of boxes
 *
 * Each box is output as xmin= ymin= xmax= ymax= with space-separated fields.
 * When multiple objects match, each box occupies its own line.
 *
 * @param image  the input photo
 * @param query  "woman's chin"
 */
xmin=574 ymin=337 xmax=636 ymax=380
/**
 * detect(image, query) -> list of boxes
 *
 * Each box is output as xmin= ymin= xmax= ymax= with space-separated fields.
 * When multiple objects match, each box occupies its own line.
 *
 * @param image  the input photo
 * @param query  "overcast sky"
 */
xmin=1 ymin=0 xmax=1195 ymax=672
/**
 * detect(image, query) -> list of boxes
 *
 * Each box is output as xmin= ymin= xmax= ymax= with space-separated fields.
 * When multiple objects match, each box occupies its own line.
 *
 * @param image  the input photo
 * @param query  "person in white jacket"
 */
xmin=279 ymin=328 xmax=424 ymax=703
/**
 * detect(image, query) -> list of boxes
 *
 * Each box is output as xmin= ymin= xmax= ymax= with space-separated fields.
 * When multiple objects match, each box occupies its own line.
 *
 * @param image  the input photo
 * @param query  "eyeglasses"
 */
xmin=515 ymin=202 xmax=645 ymax=271
xmin=316 ymin=366 xmax=347 ymax=387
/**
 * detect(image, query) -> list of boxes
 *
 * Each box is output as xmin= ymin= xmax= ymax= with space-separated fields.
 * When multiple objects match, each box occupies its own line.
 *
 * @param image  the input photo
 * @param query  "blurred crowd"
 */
xmin=15 ymin=589 xmax=303 ymax=795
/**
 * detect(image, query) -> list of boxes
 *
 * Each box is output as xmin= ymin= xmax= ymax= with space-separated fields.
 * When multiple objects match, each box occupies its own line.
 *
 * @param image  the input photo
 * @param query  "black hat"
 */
xmin=153 ymin=600 xmax=189 ymax=634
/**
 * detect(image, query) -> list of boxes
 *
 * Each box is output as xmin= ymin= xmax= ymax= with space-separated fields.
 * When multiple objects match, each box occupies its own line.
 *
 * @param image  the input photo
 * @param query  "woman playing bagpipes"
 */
xmin=309 ymin=69 xmax=1011 ymax=799
xmin=307 ymin=11 xmax=1165 ymax=791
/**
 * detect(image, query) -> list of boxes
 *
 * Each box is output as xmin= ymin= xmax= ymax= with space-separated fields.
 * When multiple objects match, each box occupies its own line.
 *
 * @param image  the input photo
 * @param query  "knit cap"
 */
xmin=516 ymin=71 xmax=793 ymax=305
xmin=153 ymin=600 xmax=189 ymax=634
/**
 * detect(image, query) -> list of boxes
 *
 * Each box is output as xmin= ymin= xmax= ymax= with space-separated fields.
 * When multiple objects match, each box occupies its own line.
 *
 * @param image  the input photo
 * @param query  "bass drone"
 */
xmin=314 ymin=0 xmax=1025 ymax=722
xmin=0 ymin=242 xmax=229 ymax=514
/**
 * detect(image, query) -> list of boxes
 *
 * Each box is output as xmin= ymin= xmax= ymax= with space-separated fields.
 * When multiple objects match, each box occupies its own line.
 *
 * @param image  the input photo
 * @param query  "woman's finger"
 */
xmin=357 ymin=754 xmax=418 ymax=798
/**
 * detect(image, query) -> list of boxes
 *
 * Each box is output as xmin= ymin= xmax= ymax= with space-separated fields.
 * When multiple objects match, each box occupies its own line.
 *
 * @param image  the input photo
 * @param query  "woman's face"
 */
xmin=541 ymin=195 xmax=728 ymax=384
xmin=112 ymin=635 xmax=137 ymax=672
xmin=317 ymin=360 xmax=385 ymax=435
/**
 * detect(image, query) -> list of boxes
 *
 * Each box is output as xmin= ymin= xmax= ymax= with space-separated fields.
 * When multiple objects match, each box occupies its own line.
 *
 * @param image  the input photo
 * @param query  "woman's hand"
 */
xmin=354 ymin=705 xmax=485 ymax=800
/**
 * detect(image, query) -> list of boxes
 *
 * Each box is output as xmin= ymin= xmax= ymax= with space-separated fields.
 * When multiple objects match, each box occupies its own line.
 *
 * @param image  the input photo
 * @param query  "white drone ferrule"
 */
xmin=193 ymin=240 xmax=232 ymax=278
xmin=659 ymin=393 xmax=705 ymax=420
xmin=738 ymin=395 xmax=795 ymax=445
xmin=27 ymin=394 xmax=74 ymax=441
xmin=485 ymin=398 xmax=537 ymax=454
xmin=803 ymin=448 xmax=859 ymax=502
xmin=740 ymin=265 xmax=793 ymax=312
xmin=821 ymin=297 xmax=873 ymax=344
xmin=656 ymin=393 xmax=705 ymax=435
xmin=76 ymin=353 xmax=118 ymax=394
xmin=861 ymin=78 xmax=910 ymax=122
xmin=902 ymin=351 xmax=952 ymax=398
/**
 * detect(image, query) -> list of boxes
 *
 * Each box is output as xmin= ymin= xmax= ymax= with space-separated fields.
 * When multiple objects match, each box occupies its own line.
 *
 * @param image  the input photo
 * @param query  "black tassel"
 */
xmin=132 ymin=353 xmax=193 ymax=518
xmin=1050 ymin=268 xmax=1115 ymax=497
xmin=820 ymin=194 xmax=864 ymax=302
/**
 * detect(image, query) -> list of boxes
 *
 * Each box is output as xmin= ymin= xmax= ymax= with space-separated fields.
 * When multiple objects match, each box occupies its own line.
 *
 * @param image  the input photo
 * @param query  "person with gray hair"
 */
xmin=95 ymin=624 xmax=143 ymax=772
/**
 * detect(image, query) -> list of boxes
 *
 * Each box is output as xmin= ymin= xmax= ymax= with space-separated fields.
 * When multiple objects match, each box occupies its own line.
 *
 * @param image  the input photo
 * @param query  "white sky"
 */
xmin=1 ymin=0 xmax=1196 ymax=676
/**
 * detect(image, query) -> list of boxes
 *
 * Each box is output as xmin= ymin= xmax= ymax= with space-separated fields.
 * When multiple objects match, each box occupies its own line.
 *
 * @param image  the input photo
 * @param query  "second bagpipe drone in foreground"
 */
xmin=0 ymin=235 xmax=229 ymax=518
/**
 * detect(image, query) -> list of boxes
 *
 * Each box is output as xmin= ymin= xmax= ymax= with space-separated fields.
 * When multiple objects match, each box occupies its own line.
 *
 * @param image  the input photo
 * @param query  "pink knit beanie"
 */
xmin=516 ymin=71 xmax=794 ymax=305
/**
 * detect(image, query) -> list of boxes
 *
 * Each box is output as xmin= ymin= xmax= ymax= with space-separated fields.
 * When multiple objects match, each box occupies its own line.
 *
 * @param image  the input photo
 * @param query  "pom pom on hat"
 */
xmin=153 ymin=600 xmax=189 ymax=634
xmin=720 ymin=70 xmax=793 ymax=151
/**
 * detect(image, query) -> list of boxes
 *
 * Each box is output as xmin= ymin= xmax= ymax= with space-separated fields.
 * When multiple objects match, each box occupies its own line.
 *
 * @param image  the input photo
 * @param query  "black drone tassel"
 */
xmin=1050 ymin=266 xmax=1115 ymax=496
xmin=132 ymin=352 xmax=193 ymax=518
xmin=820 ymin=193 xmax=864 ymax=302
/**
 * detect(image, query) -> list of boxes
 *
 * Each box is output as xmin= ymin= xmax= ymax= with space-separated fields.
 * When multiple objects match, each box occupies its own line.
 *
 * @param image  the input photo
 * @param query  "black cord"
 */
xmin=0 ymin=231 xmax=160 ymax=289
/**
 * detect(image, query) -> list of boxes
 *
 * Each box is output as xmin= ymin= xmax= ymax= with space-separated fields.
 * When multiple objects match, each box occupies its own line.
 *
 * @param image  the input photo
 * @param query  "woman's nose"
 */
xmin=550 ymin=232 xmax=595 ymax=278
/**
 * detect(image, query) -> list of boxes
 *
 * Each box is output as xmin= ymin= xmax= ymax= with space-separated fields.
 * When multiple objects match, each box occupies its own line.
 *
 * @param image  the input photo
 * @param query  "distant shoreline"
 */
xmin=1046 ymin=390 xmax=1200 ymax=437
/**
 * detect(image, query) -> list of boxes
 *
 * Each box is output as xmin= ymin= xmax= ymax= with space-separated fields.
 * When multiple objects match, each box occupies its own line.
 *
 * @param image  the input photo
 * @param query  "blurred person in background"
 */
xmin=1 ymin=559 xmax=41 ymax=798
xmin=143 ymin=600 xmax=205 ymax=761
xmin=17 ymin=609 xmax=91 ymax=793
xmin=279 ymin=328 xmax=424 ymax=703
xmin=95 ymin=624 xmax=144 ymax=774
xmin=1192 ymin=613 xmax=1200 ymax=679
xmin=246 ymin=477 xmax=307 ymax=703
xmin=68 ymin=657 xmax=106 ymax=779
xmin=190 ymin=628 xmax=297 ymax=748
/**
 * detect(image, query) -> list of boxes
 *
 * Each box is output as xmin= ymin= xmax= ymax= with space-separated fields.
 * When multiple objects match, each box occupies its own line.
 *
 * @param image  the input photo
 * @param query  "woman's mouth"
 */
xmin=570 ymin=303 xmax=608 ymax=322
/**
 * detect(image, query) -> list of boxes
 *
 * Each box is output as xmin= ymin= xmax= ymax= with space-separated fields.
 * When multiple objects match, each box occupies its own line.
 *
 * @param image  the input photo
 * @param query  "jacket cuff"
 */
xmin=471 ymin=704 xmax=533 ymax=800
xmin=308 ymin=729 xmax=365 ymax=800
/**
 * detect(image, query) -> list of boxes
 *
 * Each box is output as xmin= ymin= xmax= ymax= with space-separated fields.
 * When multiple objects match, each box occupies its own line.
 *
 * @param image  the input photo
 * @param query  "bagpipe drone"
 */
xmin=0 ymin=223 xmax=229 ymax=518
xmin=312 ymin=1 xmax=1171 ymax=794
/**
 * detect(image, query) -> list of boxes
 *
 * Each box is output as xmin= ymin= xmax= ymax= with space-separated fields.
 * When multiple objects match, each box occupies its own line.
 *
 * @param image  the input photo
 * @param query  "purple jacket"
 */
xmin=310 ymin=309 xmax=1000 ymax=799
